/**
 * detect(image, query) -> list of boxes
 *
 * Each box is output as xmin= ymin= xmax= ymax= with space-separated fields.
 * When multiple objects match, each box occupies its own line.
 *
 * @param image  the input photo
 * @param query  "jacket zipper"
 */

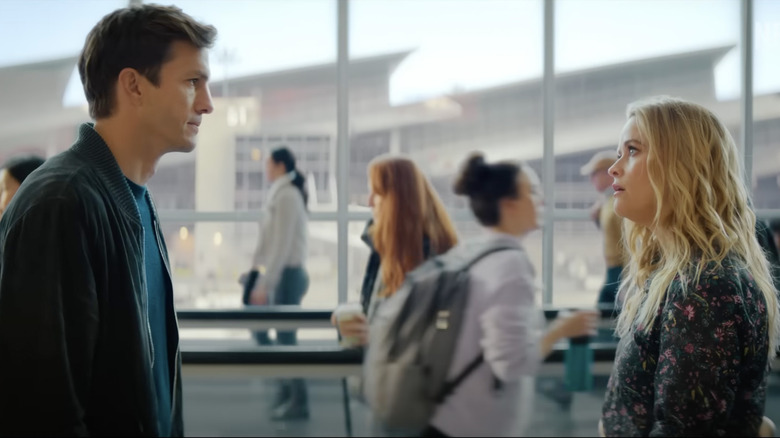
xmin=140 ymin=229 xmax=155 ymax=369
xmin=151 ymin=211 xmax=179 ymax=427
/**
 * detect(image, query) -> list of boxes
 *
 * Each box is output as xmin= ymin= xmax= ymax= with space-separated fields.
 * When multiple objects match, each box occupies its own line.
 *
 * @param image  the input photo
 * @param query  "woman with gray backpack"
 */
xmin=340 ymin=152 xmax=598 ymax=437
xmin=332 ymin=155 xmax=459 ymax=436
xmin=403 ymin=153 xmax=598 ymax=437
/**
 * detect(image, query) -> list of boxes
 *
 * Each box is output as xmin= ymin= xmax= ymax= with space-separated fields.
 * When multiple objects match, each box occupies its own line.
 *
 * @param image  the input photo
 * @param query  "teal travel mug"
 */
xmin=564 ymin=335 xmax=593 ymax=392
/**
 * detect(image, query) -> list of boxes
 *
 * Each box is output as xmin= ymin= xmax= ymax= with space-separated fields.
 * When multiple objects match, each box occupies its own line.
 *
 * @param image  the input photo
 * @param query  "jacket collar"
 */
xmin=361 ymin=219 xmax=375 ymax=249
xmin=70 ymin=123 xmax=142 ymax=224
xmin=267 ymin=171 xmax=294 ymax=203
xmin=483 ymin=228 xmax=524 ymax=248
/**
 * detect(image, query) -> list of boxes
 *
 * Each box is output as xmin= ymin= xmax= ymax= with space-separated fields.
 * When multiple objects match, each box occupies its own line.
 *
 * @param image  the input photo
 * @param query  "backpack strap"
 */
xmin=462 ymin=244 xmax=521 ymax=271
xmin=434 ymin=353 xmax=504 ymax=404
xmin=433 ymin=244 xmax=519 ymax=404
xmin=434 ymin=353 xmax=485 ymax=403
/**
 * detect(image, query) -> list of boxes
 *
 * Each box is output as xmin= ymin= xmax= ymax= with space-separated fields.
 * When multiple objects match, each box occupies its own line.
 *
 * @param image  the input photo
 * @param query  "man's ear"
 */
xmin=116 ymin=68 xmax=145 ymax=108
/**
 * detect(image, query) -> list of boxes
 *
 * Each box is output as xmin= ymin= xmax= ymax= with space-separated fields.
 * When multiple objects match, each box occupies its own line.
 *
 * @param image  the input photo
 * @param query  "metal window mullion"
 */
xmin=741 ymin=0 xmax=754 ymax=190
xmin=542 ymin=0 xmax=556 ymax=305
xmin=336 ymin=0 xmax=350 ymax=305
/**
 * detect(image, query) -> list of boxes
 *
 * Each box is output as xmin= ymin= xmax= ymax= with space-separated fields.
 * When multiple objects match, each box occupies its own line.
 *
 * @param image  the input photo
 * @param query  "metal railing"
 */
xmin=176 ymin=304 xmax=621 ymax=331
xmin=178 ymin=305 xmax=779 ymax=436
xmin=178 ymin=305 xmax=780 ymax=375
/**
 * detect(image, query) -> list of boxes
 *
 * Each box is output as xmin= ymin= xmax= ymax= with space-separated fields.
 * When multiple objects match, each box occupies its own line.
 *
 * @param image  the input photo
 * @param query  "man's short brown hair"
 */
xmin=78 ymin=4 xmax=217 ymax=119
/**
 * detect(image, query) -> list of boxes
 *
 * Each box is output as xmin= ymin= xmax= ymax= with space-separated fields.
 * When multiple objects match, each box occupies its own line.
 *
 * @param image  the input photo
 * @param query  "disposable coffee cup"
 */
xmin=334 ymin=302 xmax=365 ymax=348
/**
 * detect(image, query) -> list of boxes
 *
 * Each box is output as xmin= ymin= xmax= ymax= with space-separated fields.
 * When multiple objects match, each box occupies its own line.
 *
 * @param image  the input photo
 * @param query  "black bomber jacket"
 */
xmin=0 ymin=124 xmax=183 ymax=436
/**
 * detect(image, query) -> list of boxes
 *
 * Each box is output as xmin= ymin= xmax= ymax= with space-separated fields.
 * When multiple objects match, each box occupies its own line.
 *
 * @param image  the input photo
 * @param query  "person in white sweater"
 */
xmin=420 ymin=153 xmax=597 ymax=437
xmin=242 ymin=146 xmax=310 ymax=421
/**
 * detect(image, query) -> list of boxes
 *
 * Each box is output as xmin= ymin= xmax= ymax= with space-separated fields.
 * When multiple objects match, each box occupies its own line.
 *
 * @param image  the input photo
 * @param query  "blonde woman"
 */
xmin=600 ymin=97 xmax=779 ymax=436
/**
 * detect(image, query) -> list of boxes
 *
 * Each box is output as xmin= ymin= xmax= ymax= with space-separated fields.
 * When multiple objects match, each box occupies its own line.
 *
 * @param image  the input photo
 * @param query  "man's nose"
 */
xmin=198 ymin=86 xmax=215 ymax=115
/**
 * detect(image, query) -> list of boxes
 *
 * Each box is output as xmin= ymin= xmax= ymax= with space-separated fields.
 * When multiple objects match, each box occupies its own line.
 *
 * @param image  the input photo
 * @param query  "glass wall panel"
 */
xmin=553 ymin=0 xmax=742 ymax=304
xmin=163 ymin=220 xmax=338 ymax=311
xmin=348 ymin=0 xmax=544 ymax=218
xmin=148 ymin=0 xmax=338 ymax=212
xmin=753 ymin=0 xmax=780 ymax=213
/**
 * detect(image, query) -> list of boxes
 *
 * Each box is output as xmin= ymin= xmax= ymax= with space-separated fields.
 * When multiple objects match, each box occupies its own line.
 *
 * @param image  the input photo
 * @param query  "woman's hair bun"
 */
xmin=454 ymin=153 xmax=489 ymax=196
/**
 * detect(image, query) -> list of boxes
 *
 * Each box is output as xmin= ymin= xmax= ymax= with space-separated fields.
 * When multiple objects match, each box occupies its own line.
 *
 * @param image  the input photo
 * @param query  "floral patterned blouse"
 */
xmin=601 ymin=259 xmax=772 ymax=436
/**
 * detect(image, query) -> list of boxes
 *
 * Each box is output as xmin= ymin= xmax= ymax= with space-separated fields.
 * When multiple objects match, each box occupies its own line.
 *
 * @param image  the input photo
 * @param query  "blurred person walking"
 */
xmin=0 ymin=4 xmax=216 ymax=436
xmin=333 ymin=155 xmax=458 ymax=436
xmin=242 ymin=146 xmax=310 ymax=421
xmin=0 ymin=155 xmax=45 ymax=218
xmin=534 ymin=149 xmax=627 ymax=410
xmin=410 ymin=153 xmax=597 ymax=437
xmin=581 ymin=150 xmax=626 ymax=307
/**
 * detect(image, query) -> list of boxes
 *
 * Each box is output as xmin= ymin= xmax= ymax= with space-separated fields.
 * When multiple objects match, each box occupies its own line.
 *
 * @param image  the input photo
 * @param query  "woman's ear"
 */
xmin=498 ymin=196 xmax=518 ymax=215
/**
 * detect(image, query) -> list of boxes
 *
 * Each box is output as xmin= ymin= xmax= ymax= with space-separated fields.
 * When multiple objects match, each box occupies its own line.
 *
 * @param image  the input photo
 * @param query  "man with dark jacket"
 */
xmin=0 ymin=5 xmax=216 ymax=436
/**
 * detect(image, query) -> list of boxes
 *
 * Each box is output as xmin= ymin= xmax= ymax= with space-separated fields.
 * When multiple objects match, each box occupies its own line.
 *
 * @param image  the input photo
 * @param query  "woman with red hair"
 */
xmin=335 ymin=155 xmax=458 ymax=435
xmin=364 ymin=155 xmax=458 ymax=306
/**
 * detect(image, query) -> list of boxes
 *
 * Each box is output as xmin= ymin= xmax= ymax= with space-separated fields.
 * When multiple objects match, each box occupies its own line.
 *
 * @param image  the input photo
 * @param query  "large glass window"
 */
xmin=348 ymin=0 xmax=544 ymax=215
xmin=163 ymin=220 xmax=338 ymax=310
xmin=3 ymin=0 xmax=773 ymax=311
xmin=551 ymin=222 xmax=607 ymax=307
xmin=346 ymin=0 xmax=544 ymax=305
xmin=146 ymin=1 xmax=338 ymax=310
xmin=553 ymin=0 xmax=743 ymax=304
xmin=753 ymin=0 xmax=780 ymax=212
xmin=149 ymin=0 xmax=337 ymax=212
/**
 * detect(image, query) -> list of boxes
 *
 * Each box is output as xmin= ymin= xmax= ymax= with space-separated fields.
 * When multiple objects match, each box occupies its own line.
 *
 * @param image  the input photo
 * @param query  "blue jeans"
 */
xmin=596 ymin=265 xmax=621 ymax=343
xmin=597 ymin=265 xmax=623 ymax=306
xmin=250 ymin=267 xmax=310 ymax=411
xmin=252 ymin=267 xmax=309 ymax=346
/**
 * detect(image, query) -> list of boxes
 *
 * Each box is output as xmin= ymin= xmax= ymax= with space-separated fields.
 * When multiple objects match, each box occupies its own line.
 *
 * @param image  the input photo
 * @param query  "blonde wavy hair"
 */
xmin=615 ymin=96 xmax=779 ymax=358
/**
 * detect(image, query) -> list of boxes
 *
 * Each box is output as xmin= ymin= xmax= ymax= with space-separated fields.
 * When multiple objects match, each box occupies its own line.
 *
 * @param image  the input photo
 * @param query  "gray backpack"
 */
xmin=363 ymin=241 xmax=518 ymax=432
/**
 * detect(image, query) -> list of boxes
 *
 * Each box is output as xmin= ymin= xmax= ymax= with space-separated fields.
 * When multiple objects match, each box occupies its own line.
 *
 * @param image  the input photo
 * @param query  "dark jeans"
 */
xmin=252 ymin=267 xmax=309 ymax=345
xmin=249 ymin=267 xmax=310 ymax=410
xmin=597 ymin=265 xmax=623 ymax=306
xmin=538 ymin=265 xmax=623 ymax=406
xmin=597 ymin=265 xmax=622 ymax=343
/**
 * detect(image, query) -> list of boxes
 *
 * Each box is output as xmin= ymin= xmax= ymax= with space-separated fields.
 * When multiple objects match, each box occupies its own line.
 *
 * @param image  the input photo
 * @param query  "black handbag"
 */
xmin=242 ymin=269 xmax=260 ymax=305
